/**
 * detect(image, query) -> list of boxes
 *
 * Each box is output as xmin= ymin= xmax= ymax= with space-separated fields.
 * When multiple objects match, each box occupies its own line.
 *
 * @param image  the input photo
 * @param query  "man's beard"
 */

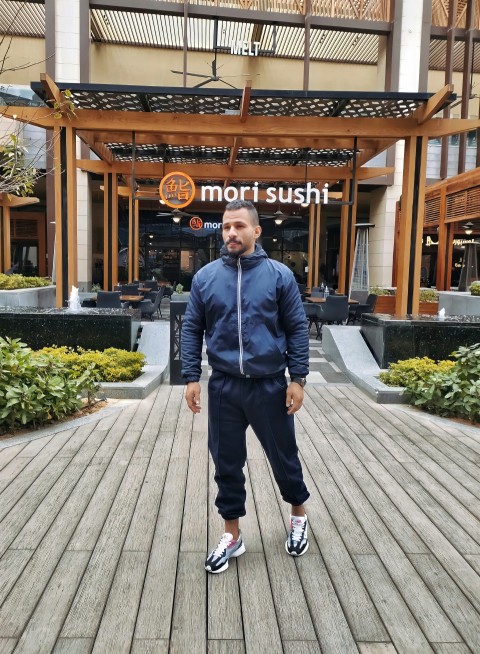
xmin=226 ymin=240 xmax=247 ymax=257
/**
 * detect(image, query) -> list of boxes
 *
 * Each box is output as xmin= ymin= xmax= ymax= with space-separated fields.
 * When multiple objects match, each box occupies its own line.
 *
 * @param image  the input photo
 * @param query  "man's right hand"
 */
xmin=185 ymin=382 xmax=202 ymax=413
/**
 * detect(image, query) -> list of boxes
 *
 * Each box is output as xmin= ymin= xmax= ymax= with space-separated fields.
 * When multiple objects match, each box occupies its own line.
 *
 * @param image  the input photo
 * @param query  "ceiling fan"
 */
xmin=259 ymin=209 xmax=291 ymax=224
xmin=156 ymin=208 xmax=193 ymax=222
xmin=171 ymin=46 xmax=255 ymax=89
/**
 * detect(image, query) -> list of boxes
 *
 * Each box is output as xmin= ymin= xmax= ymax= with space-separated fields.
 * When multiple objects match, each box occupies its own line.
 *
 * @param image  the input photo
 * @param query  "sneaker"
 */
xmin=205 ymin=532 xmax=246 ymax=574
xmin=285 ymin=515 xmax=309 ymax=557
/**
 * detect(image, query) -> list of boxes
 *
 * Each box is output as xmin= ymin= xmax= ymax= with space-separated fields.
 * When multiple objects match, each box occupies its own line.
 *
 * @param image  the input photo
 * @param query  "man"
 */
xmin=181 ymin=199 xmax=309 ymax=574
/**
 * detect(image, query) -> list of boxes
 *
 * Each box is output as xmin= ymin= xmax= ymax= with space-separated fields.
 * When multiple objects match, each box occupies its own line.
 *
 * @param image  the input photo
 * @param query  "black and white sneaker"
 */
xmin=285 ymin=515 xmax=309 ymax=557
xmin=205 ymin=532 xmax=246 ymax=574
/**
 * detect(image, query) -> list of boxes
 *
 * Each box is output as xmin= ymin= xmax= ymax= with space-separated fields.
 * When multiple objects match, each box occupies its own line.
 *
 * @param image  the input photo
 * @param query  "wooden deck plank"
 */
xmin=297 ymin=554 xmax=359 ymax=654
xmin=354 ymin=554 xmax=435 ymax=653
xmin=0 ymin=444 xmax=27 ymax=472
xmin=53 ymin=638 xmax=94 ymax=654
xmin=357 ymin=645 xmax=398 ymax=654
xmin=11 ymin=551 xmax=89 ymax=654
xmin=208 ymin=641 xmax=246 ymax=654
xmin=302 ymin=431 xmax=460 ymax=643
xmin=132 ymin=386 xmax=171 ymax=457
xmin=431 ymin=644 xmax=472 ymax=653
xmin=130 ymin=640 xmax=169 ymax=654
xmin=283 ymin=642 xmax=322 ymax=654
xmin=237 ymin=553 xmax=283 ymax=653
xmin=408 ymin=553 xmax=480 ymax=652
xmin=380 ymin=462 xmax=480 ymax=555
xmin=60 ymin=460 xmax=148 ymax=638
xmin=170 ymin=552 xmax=207 ymax=654
xmin=0 ymin=462 xmax=107 ymax=637
xmin=464 ymin=554 xmax=480 ymax=574
xmin=92 ymin=551 xmax=149 ymax=654
xmin=293 ymin=426 xmax=375 ymax=555
xmin=0 ymin=550 xmax=33 ymax=606
xmin=366 ymin=461 xmax=480 ymax=615
xmin=297 ymin=456 xmax=389 ymax=642
xmin=0 ymin=640 xmax=17 ymax=654
xmin=134 ymin=457 xmax=188 ymax=640
xmin=248 ymin=458 xmax=318 ymax=642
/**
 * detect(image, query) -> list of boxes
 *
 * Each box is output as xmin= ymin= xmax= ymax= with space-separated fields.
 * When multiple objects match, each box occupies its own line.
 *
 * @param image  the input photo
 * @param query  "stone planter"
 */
xmin=438 ymin=291 xmax=480 ymax=317
xmin=0 ymin=285 xmax=56 ymax=308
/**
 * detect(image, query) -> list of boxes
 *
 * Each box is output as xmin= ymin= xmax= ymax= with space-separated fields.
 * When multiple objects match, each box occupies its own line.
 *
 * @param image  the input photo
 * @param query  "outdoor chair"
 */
xmin=143 ymin=280 xmax=159 ymax=290
xmin=96 ymin=290 xmax=123 ymax=309
xmin=121 ymin=284 xmax=140 ymax=295
xmin=349 ymin=289 xmax=369 ymax=304
xmin=303 ymin=302 xmax=321 ymax=337
xmin=145 ymin=286 xmax=165 ymax=318
xmin=139 ymin=288 xmax=164 ymax=321
xmin=315 ymin=295 xmax=349 ymax=340
xmin=347 ymin=293 xmax=377 ymax=325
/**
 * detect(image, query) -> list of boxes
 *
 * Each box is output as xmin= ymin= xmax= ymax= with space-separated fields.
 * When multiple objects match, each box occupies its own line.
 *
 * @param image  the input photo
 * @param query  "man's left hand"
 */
xmin=286 ymin=382 xmax=304 ymax=415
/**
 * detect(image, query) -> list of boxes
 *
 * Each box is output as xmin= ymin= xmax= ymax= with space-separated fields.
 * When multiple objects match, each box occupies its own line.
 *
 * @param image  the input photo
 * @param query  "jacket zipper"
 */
xmin=237 ymin=257 xmax=244 ymax=374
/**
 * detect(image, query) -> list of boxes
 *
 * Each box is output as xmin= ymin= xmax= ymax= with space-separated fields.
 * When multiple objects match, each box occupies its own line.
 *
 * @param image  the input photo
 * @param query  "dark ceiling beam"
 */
xmin=430 ymin=26 xmax=480 ymax=41
xmin=90 ymin=0 xmax=391 ymax=34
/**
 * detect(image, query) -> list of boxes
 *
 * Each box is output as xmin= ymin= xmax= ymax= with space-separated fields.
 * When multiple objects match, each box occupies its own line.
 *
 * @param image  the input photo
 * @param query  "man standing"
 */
xmin=181 ymin=200 xmax=309 ymax=574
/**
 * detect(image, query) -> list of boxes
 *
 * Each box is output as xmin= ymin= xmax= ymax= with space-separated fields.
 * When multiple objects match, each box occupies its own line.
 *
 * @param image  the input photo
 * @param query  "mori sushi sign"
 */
xmin=159 ymin=172 xmax=330 ymax=209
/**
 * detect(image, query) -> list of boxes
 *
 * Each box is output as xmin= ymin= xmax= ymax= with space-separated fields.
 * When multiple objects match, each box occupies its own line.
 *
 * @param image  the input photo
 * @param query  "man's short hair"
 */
xmin=224 ymin=200 xmax=259 ymax=226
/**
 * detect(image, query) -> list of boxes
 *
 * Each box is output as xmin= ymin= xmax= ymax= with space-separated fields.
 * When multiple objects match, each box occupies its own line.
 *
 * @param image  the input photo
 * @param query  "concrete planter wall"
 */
xmin=438 ymin=291 xmax=480 ymax=317
xmin=0 ymin=285 xmax=56 ymax=308
xmin=374 ymin=295 xmax=439 ymax=315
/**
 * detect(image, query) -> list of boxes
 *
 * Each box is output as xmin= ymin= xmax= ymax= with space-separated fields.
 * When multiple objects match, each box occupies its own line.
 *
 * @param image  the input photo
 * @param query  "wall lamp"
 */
xmin=274 ymin=218 xmax=284 ymax=225
xmin=463 ymin=221 xmax=474 ymax=235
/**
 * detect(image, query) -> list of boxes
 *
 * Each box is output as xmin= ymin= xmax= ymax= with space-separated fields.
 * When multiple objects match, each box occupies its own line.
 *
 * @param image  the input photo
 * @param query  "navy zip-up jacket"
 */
xmin=181 ymin=244 xmax=309 ymax=382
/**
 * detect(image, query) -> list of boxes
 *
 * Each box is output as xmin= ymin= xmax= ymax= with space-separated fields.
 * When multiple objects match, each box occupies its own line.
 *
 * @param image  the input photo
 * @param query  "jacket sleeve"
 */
xmin=180 ymin=276 xmax=206 ymax=382
xmin=279 ymin=272 xmax=309 ymax=378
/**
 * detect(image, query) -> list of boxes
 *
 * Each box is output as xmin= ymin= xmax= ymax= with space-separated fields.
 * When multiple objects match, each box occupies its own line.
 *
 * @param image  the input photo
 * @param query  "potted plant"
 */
xmin=470 ymin=281 xmax=480 ymax=296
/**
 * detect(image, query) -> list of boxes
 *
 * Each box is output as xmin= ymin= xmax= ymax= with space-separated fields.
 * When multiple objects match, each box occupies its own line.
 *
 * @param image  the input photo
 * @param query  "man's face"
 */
xmin=222 ymin=207 xmax=262 ymax=257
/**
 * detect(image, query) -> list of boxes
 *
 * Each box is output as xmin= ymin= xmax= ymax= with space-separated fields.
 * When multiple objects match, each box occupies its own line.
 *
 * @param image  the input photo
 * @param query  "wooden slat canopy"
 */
xmin=1 ymin=80 xmax=472 ymax=314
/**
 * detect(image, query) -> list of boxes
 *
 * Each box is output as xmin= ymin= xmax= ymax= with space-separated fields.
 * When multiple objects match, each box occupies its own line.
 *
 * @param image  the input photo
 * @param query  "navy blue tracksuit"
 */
xmin=181 ymin=245 xmax=310 ymax=520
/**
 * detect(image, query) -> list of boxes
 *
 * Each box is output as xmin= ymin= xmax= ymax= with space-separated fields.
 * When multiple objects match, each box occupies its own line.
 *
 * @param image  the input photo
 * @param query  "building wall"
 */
xmin=0 ymin=38 xmax=45 ymax=85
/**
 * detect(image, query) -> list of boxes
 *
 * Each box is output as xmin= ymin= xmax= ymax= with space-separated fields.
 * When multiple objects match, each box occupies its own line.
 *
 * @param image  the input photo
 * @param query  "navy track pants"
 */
xmin=207 ymin=371 xmax=310 ymax=520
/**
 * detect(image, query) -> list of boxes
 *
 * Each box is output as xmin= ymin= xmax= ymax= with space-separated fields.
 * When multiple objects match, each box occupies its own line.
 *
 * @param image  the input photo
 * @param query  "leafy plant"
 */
xmin=419 ymin=289 xmax=439 ymax=302
xmin=37 ymin=346 xmax=146 ymax=382
xmin=381 ymin=345 xmax=480 ymax=423
xmin=379 ymin=357 xmax=455 ymax=387
xmin=0 ymin=337 xmax=99 ymax=433
xmin=175 ymin=283 xmax=184 ymax=294
xmin=369 ymin=286 xmax=394 ymax=296
xmin=91 ymin=283 xmax=102 ymax=292
xmin=0 ymin=273 xmax=51 ymax=290
xmin=470 ymin=281 xmax=480 ymax=296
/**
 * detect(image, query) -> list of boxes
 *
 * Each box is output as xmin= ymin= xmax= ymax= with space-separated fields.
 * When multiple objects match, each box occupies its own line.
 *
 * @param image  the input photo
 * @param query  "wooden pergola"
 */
xmin=0 ymin=194 xmax=40 ymax=274
xmin=2 ymin=76 xmax=478 ymax=313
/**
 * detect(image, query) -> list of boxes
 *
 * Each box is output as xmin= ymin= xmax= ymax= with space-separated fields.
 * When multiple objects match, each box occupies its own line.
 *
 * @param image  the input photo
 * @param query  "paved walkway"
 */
xmin=1 ymin=371 xmax=480 ymax=653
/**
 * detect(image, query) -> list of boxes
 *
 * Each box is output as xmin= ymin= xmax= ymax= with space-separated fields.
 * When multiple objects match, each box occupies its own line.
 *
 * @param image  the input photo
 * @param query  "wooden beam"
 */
xmin=337 ymin=181 xmax=350 ymax=295
xmin=2 ymin=206 xmax=11 ymax=272
xmin=414 ymin=84 xmax=454 ymax=125
xmin=307 ymin=203 xmax=315 ymax=290
xmin=4 ymin=106 xmax=480 ymax=139
xmin=53 ymin=126 xmax=64 ymax=308
xmin=40 ymin=73 xmax=75 ymax=119
xmin=66 ymin=126 xmax=78 ymax=291
xmin=0 ymin=195 xmax=40 ymax=208
xmin=78 ymin=131 xmax=114 ymax=165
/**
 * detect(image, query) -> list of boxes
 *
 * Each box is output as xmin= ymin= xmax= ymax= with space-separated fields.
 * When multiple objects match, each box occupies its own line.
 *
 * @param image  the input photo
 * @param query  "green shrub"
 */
xmin=419 ymin=289 xmax=439 ymax=302
xmin=37 ymin=346 xmax=146 ymax=382
xmin=379 ymin=357 xmax=455 ymax=387
xmin=411 ymin=344 xmax=480 ymax=423
xmin=0 ymin=337 xmax=99 ymax=433
xmin=470 ymin=281 xmax=480 ymax=296
xmin=0 ymin=273 xmax=51 ymax=290
xmin=369 ymin=286 xmax=394 ymax=296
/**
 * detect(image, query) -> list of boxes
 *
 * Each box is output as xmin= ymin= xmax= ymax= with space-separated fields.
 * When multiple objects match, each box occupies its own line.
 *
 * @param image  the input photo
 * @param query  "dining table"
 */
xmin=306 ymin=296 xmax=359 ymax=304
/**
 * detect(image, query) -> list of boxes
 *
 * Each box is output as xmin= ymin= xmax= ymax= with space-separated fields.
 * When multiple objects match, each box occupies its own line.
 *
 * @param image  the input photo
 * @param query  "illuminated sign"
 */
xmin=189 ymin=216 xmax=203 ymax=230
xmin=159 ymin=172 xmax=195 ymax=209
xmin=201 ymin=182 xmax=330 ymax=205
xmin=425 ymin=236 xmax=476 ymax=247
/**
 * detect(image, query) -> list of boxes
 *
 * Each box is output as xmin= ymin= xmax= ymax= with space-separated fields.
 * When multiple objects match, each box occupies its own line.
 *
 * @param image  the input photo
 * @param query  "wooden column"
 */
xmin=445 ymin=222 xmax=454 ymax=290
xmin=134 ymin=200 xmax=140 ymax=281
xmin=458 ymin=0 xmax=474 ymax=174
xmin=313 ymin=203 xmax=321 ymax=287
xmin=436 ymin=186 xmax=448 ymax=290
xmin=103 ymin=172 xmax=118 ymax=290
xmin=395 ymin=136 xmax=428 ymax=316
xmin=1 ymin=206 xmax=11 ymax=272
xmin=440 ymin=0 xmax=457 ymax=179
xmin=306 ymin=203 xmax=315 ymax=289
xmin=337 ymin=181 xmax=350 ymax=294
xmin=128 ymin=191 xmax=134 ymax=283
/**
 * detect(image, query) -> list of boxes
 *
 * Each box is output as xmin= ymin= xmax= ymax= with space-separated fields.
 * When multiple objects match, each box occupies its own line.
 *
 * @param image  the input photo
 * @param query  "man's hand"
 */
xmin=185 ymin=382 xmax=202 ymax=413
xmin=286 ymin=382 xmax=304 ymax=415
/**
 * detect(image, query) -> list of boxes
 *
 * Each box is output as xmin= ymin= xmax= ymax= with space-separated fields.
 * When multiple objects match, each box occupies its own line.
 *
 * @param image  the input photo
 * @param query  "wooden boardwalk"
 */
xmin=1 ymin=382 xmax=480 ymax=654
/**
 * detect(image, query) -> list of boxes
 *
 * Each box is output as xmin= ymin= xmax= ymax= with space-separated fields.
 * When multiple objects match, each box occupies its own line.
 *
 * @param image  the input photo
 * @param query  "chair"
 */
xmin=96 ymin=291 xmax=123 ymax=309
xmin=139 ymin=288 xmax=164 ymax=321
xmin=121 ymin=284 xmax=140 ymax=295
xmin=349 ymin=289 xmax=369 ymax=303
xmin=143 ymin=280 xmax=158 ymax=290
xmin=303 ymin=302 xmax=321 ymax=337
xmin=347 ymin=293 xmax=377 ymax=325
xmin=145 ymin=286 xmax=165 ymax=318
xmin=315 ymin=296 xmax=349 ymax=340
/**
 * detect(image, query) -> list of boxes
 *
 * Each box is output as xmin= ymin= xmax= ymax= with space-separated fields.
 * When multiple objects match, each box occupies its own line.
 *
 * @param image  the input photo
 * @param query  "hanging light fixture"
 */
xmin=463 ymin=221 xmax=474 ymax=235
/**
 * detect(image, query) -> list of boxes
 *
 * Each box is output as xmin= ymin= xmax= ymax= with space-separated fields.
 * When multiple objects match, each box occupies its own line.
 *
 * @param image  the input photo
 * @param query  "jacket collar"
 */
xmin=220 ymin=243 xmax=268 ymax=269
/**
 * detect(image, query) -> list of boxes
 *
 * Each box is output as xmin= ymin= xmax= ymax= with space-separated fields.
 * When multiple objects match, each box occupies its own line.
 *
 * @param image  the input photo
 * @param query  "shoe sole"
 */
xmin=285 ymin=540 xmax=309 ymax=557
xmin=205 ymin=542 xmax=246 ymax=574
